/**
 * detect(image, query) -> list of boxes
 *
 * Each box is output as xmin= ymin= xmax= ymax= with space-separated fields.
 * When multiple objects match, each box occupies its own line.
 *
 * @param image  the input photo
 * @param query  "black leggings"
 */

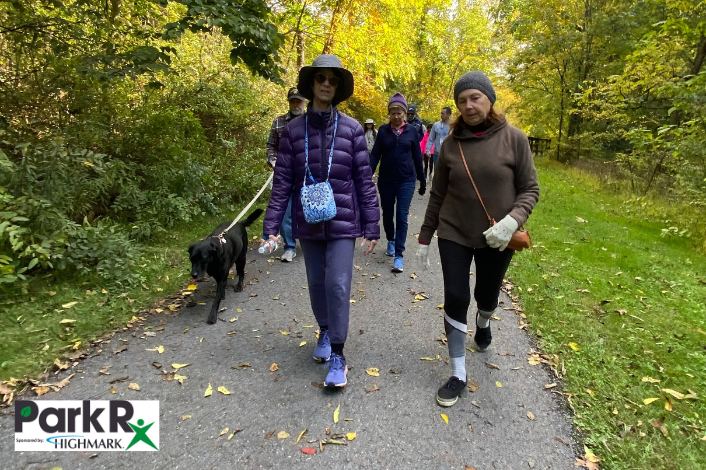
xmin=425 ymin=155 xmax=435 ymax=179
xmin=438 ymin=238 xmax=514 ymax=326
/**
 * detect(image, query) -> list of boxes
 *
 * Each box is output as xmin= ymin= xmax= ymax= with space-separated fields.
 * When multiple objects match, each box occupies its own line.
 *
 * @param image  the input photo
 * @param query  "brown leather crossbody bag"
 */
xmin=457 ymin=141 xmax=531 ymax=251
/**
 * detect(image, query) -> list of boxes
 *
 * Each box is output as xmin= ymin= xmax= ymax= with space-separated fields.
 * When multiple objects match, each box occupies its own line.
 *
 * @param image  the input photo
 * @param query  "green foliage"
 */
xmin=512 ymin=160 xmax=706 ymax=469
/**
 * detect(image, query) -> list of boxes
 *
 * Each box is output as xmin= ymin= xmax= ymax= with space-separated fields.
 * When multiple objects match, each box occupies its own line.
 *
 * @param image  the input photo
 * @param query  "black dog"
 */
xmin=188 ymin=209 xmax=263 ymax=324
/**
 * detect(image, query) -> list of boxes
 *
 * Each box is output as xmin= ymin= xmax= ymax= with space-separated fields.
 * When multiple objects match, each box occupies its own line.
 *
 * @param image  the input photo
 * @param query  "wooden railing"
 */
xmin=528 ymin=137 xmax=551 ymax=155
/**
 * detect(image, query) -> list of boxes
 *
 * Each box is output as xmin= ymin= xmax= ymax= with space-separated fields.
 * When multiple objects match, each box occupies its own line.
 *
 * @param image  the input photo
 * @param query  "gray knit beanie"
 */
xmin=454 ymin=71 xmax=496 ymax=104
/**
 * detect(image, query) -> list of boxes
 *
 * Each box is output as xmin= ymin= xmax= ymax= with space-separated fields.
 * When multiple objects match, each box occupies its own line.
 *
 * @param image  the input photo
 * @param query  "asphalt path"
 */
xmin=1 ymin=190 xmax=577 ymax=469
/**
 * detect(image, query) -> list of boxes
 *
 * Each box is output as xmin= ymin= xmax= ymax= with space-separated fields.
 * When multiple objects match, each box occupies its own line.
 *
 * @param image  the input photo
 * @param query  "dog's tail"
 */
xmin=239 ymin=208 xmax=264 ymax=228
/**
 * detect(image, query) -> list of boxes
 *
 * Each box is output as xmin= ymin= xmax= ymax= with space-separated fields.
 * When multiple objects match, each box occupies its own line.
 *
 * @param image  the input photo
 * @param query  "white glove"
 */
xmin=417 ymin=244 xmax=430 ymax=270
xmin=482 ymin=215 xmax=519 ymax=251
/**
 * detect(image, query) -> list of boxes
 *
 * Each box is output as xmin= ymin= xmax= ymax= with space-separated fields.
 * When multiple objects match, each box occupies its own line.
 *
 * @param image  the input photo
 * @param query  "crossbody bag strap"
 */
xmin=304 ymin=112 xmax=339 ymax=186
xmin=457 ymin=140 xmax=495 ymax=227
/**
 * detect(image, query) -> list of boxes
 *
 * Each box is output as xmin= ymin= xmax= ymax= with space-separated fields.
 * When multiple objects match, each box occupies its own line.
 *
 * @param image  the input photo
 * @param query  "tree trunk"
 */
xmin=296 ymin=30 xmax=305 ymax=69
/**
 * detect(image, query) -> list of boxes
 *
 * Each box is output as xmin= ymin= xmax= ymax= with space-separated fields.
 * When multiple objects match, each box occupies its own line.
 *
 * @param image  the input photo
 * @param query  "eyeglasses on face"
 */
xmin=314 ymin=73 xmax=340 ymax=87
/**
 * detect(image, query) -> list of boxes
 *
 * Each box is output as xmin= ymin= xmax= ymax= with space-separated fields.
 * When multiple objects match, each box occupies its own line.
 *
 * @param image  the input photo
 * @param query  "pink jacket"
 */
xmin=420 ymin=131 xmax=433 ymax=155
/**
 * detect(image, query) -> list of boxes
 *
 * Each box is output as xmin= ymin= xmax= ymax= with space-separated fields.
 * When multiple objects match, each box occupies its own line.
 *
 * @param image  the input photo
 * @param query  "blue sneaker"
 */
xmin=313 ymin=329 xmax=331 ymax=362
xmin=324 ymin=353 xmax=348 ymax=388
xmin=391 ymin=256 xmax=403 ymax=273
xmin=385 ymin=240 xmax=395 ymax=257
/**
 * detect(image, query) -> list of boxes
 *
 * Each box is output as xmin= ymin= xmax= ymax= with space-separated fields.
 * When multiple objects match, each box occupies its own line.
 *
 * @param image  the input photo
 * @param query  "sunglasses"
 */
xmin=314 ymin=73 xmax=341 ymax=87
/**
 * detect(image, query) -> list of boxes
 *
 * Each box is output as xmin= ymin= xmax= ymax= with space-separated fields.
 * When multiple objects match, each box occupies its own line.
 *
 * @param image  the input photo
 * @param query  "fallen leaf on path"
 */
xmin=544 ymin=383 xmax=557 ymax=389
xmin=265 ymin=430 xmax=275 ymax=439
xmin=301 ymin=447 xmax=316 ymax=455
xmin=219 ymin=427 xmax=229 ymax=436
xmin=389 ymin=369 xmax=401 ymax=374
xmin=230 ymin=317 xmax=237 ymax=323
xmin=346 ymin=432 xmax=356 ymax=441
xmin=300 ymin=341 xmax=307 ymax=347
xmin=204 ymin=383 xmax=213 ymax=397
xmin=99 ymin=366 xmax=111 ymax=375
xmin=218 ymin=386 xmax=231 ymax=395
xmin=311 ymin=381 xmax=324 ymax=389
xmin=468 ymin=380 xmax=480 ymax=392
xmin=437 ymin=304 xmax=444 ymax=309
xmin=187 ymin=284 xmax=197 ymax=290
xmin=485 ymin=362 xmax=500 ymax=370
xmin=269 ymin=363 xmax=279 ymax=372
xmin=528 ymin=356 xmax=541 ymax=365
xmin=181 ymin=415 xmax=191 ymax=421
xmin=128 ymin=383 xmax=140 ymax=391
xmin=146 ymin=345 xmax=164 ymax=353
xmin=277 ymin=431 xmax=289 ymax=439
xmin=441 ymin=414 xmax=448 ymax=424
xmin=280 ymin=330 xmax=289 ymax=335
xmin=152 ymin=362 xmax=162 ymax=369
xmin=365 ymin=385 xmax=380 ymax=393
xmin=333 ymin=404 xmax=340 ymax=423
xmin=228 ymin=429 xmax=242 ymax=440
xmin=465 ymin=466 xmax=477 ymax=470
xmin=172 ymin=363 xmax=190 ymax=371
xmin=527 ymin=411 xmax=535 ymax=420
xmin=33 ymin=386 xmax=51 ymax=396
xmin=420 ymin=357 xmax=436 ymax=361
xmin=496 ymin=381 xmax=503 ymax=388
xmin=297 ymin=429 xmax=307 ymax=443
xmin=109 ymin=386 xmax=117 ymax=393
xmin=113 ymin=346 xmax=127 ymax=355
xmin=366 ymin=367 xmax=380 ymax=377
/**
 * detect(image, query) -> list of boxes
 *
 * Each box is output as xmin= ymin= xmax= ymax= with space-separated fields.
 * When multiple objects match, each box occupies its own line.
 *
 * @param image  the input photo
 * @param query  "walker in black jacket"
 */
xmin=369 ymin=123 xmax=426 ymax=272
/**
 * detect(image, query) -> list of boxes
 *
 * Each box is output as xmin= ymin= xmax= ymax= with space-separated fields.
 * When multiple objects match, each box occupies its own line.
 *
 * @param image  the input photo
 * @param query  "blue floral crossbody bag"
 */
xmin=301 ymin=112 xmax=338 ymax=224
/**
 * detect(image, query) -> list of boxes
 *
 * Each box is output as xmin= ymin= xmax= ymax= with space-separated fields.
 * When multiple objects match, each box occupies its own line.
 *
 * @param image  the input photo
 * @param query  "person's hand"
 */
xmin=268 ymin=234 xmax=279 ymax=244
xmin=418 ymin=180 xmax=426 ymax=196
xmin=482 ymin=215 xmax=518 ymax=251
xmin=417 ymin=243 xmax=430 ymax=270
xmin=361 ymin=238 xmax=377 ymax=255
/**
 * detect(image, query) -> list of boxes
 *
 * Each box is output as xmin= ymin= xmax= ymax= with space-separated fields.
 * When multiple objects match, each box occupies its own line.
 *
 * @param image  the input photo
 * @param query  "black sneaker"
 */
xmin=436 ymin=376 xmax=467 ymax=407
xmin=474 ymin=311 xmax=492 ymax=350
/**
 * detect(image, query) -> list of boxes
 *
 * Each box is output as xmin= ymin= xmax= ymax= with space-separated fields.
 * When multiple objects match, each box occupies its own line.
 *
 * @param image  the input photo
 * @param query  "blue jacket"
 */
xmin=370 ymin=123 xmax=424 ymax=185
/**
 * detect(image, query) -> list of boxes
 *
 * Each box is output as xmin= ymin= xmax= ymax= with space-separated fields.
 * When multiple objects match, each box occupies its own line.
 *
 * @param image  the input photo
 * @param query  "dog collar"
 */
xmin=214 ymin=235 xmax=227 ymax=244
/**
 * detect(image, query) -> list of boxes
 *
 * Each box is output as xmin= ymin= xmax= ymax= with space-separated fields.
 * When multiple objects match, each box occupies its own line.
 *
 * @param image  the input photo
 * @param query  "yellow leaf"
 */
xmin=269 ymin=363 xmax=279 ymax=372
xmin=436 ymin=304 xmax=444 ymax=309
xmin=569 ymin=342 xmax=580 ymax=351
xmin=72 ymin=341 xmax=81 ymax=350
xmin=528 ymin=356 xmax=541 ymax=365
xmin=366 ymin=367 xmax=380 ymax=377
xmin=333 ymin=404 xmax=340 ymax=423
xmin=586 ymin=389 xmax=596 ymax=397
xmin=146 ymin=345 xmax=164 ymax=353
xmin=187 ymin=284 xmax=197 ymax=290
xmin=174 ymin=374 xmax=187 ymax=385
xmin=496 ymin=381 xmax=503 ymax=388
xmin=662 ymin=388 xmax=685 ymax=400
xmin=172 ymin=363 xmax=190 ymax=371
xmin=230 ymin=317 xmax=237 ymax=323
xmin=204 ymin=383 xmax=213 ymax=397
xmin=217 ymin=386 xmax=231 ymax=395
xmin=59 ymin=319 xmax=76 ymax=324
xmin=62 ymin=301 xmax=78 ymax=309
xmin=346 ymin=432 xmax=357 ymax=441
xmin=83 ymin=161 xmax=94 ymax=166
xmin=298 ymin=340 xmax=307 ymax=347
xmin=420 ymin=357 xmax=436 ymax=361
xmin=280 ymin=330 xmax=290 ymax=335
xmin=643 ymin=397 xmax=660 ymax=405
xmin=228 ymin=430 xmax=241 ymax=440
xmin=110 ymin=386 xmax=117 ymax=394
xmin=181 ymin=415 xmax=191 ymax=421
xmin=219 ymin=427 xmax=229 ymax=436
xmin=297 ymin=429 xmax=307 ymax=443
xmin=237 ymin=308 xmax=242 ymax=312
xmin=584 ymin=446 xmax=600 ymax=463
xmin=128 ymin=383 xmax=140 ymax=391
xmin=277 ymin=431 xmax=289 ymax=439
xmin=527 ymin=411 xmax=535 ymax=420
xmin=642 ymin=376 xmax=660 ymax=383
xmin=665 ymin=397 xmax=673 ymax=411
xmin=441 ymin=414 xmax=449 ymax=424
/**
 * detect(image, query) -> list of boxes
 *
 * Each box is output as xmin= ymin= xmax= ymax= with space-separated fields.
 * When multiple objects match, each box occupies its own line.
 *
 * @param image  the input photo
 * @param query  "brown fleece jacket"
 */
xmin=418 ymin=118 xmax=539 ymax=248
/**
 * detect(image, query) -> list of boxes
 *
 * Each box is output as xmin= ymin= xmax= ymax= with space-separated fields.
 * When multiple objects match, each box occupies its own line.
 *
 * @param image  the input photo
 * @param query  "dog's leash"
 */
xmin=215 ymin=172 xmax=274 ymax=241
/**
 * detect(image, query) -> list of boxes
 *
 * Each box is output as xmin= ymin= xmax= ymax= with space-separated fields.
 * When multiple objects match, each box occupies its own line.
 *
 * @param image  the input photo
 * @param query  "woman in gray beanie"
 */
xmin=416 ymin=71 xmax=539 ymax=407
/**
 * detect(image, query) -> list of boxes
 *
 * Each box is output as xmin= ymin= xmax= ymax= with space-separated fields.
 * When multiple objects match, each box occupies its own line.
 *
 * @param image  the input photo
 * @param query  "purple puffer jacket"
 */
xmin=263 ymin=107 xmax=380 ymax=241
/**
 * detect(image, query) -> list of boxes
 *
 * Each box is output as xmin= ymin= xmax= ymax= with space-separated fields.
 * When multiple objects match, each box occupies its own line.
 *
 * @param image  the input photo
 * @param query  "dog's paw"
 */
xmin=234 ymin=284 xmax=243 ymax=293
xmin=207 ymin=317 xmax=217 ymax=325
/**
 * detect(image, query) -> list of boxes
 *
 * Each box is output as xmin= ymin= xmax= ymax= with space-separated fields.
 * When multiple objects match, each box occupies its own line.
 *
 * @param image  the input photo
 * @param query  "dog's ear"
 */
xmin=188 ymin=243 xmax=195 ymax=256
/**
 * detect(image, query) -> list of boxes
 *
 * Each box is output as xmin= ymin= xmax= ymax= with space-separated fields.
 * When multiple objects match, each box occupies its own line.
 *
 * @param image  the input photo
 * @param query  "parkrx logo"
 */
xmin=15 ymin=400 xmax=159 ymax=452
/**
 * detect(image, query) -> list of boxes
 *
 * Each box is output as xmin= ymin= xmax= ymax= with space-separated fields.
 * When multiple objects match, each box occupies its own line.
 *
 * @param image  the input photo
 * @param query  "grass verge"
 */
xmin=0 ymin=201 xmax=269 ymax=384
xmin=511 ymin=159 xmax=706 ymax=469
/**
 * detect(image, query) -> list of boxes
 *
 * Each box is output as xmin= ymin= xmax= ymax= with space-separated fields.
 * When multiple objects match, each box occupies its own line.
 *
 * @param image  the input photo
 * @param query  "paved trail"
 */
xmin=1 ymin=192 xmax=577 ymax=469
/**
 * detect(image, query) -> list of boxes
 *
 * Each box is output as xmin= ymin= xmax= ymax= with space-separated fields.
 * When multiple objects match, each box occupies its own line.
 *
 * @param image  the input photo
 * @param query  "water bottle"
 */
xmin=258 ymin=236 xmax=282 ymax=254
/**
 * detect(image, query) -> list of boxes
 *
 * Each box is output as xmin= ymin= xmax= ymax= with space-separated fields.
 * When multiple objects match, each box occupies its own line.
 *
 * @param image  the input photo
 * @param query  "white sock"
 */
xmin=476 ymin=309 xmax=493 ymax=329
xmin=450 ymin=356 xmax=466 ymax=382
